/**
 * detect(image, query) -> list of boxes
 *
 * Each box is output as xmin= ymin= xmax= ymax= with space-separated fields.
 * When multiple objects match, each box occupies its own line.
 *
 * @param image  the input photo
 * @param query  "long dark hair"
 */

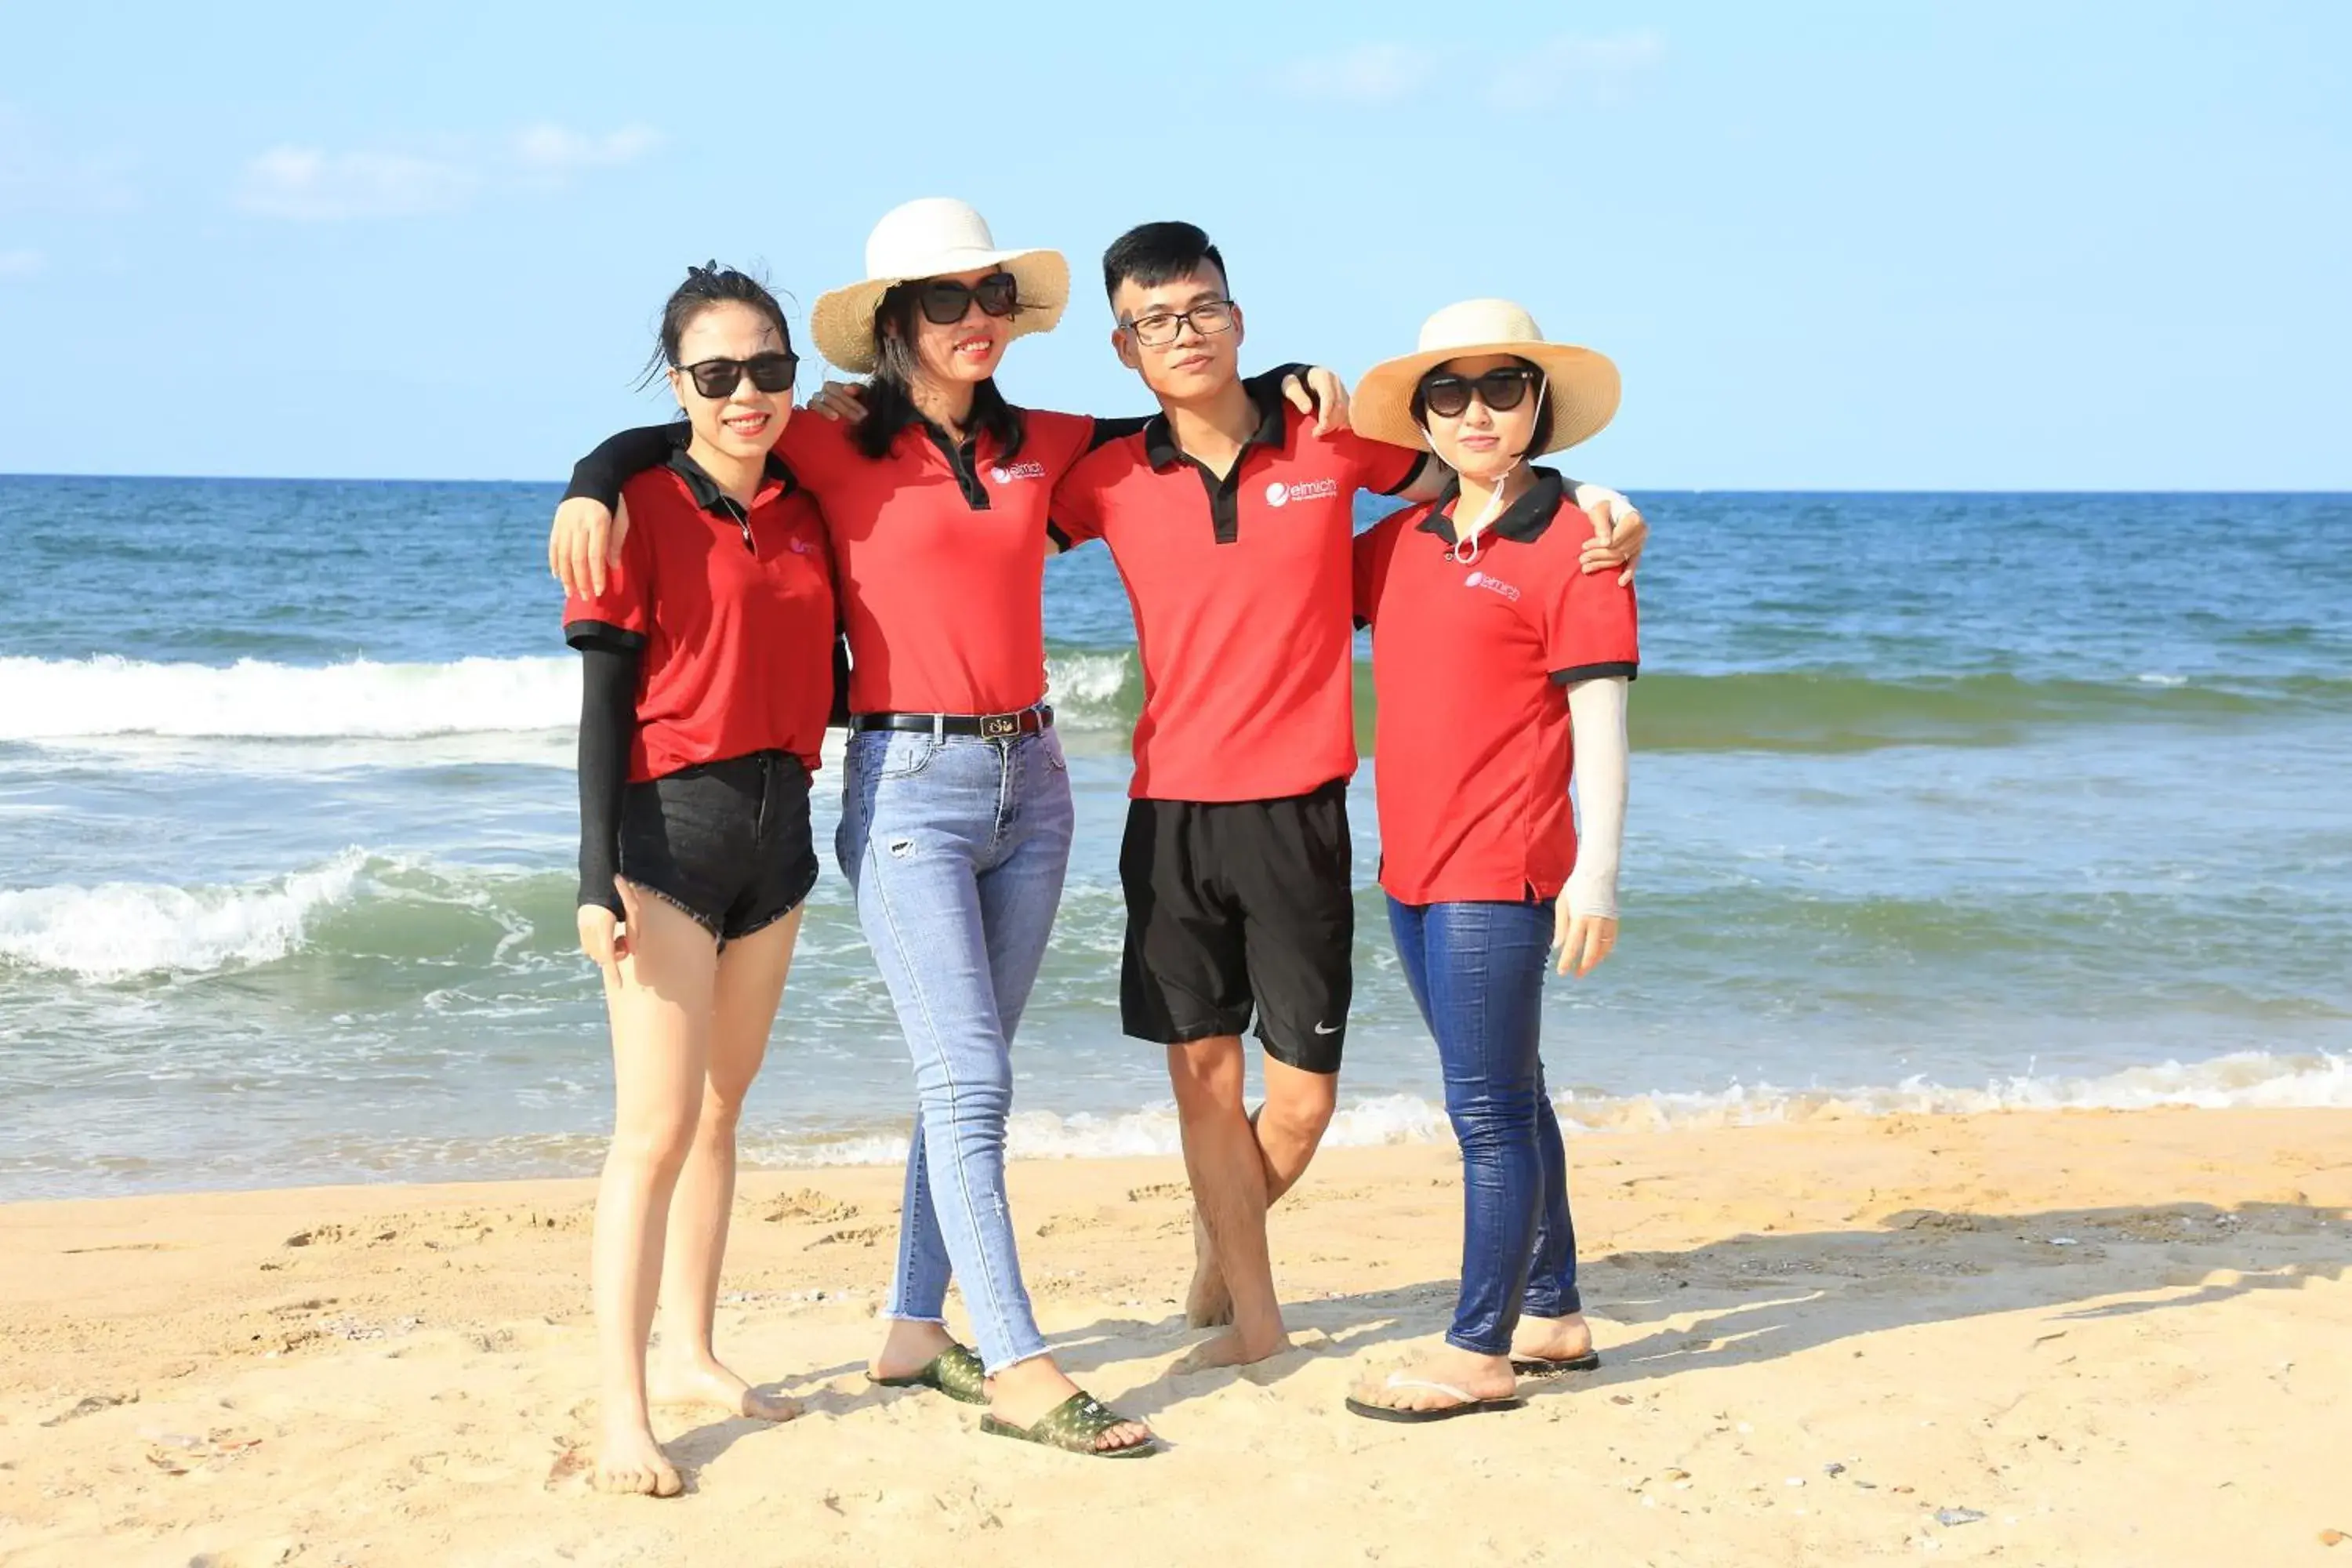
xmin=852 ymin=279 xmax=1028 ymax=461
xmin=637 ymin=261 xmax=794 ymax=394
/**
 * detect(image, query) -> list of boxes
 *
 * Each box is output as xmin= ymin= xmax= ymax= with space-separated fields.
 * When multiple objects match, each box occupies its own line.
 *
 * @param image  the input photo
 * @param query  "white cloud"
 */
xmin=513 ymin=123 xmax=660 ymax=179
xmin=1280 ymin=42 xmax=1435 ymax=106
xmin=0 ymin=247 xmax=44 ymax=278
xmin=237 ymin=147 xmax=479 ymax=221
xmin=1493 ymin=31 xmax=1665 ymax=107
xmin=235 ymin=125 xmax=659 ymax=222
xmin=1279 ymin=31 xmax=1663 ymax=110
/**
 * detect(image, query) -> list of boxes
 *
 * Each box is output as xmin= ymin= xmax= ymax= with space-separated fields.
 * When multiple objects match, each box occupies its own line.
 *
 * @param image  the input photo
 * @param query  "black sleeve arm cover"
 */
xmin=576 ymin=644 xmax=640 ymax=916
xmin=563 ymin=424 xmax=685 ymax=508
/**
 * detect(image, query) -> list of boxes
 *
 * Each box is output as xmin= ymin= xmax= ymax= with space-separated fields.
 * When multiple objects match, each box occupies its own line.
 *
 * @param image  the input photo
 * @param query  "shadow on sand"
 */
xmin=659 ymin=1196 xmax=2347 ymax=1471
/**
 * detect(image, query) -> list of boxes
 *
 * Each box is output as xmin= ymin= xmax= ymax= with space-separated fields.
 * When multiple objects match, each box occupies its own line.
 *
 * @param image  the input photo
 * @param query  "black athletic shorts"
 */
xmin=1117 ymin=779 xmax=1354 ymax=1074
xmin=619 ymin=750 xmax=818 ymax=945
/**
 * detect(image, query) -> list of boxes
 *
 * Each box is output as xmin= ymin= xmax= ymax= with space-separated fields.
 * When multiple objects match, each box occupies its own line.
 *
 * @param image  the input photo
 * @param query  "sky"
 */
xmin=2 ymin=1 xmax=2346 ymax=489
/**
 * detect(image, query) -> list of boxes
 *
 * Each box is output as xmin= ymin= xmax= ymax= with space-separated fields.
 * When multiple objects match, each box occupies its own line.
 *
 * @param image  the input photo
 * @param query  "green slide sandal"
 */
xmin=980 ymin=1392 xmax=1158 ymax=1458
xmin=867 ymin=1342 xmax=988 ymax=1406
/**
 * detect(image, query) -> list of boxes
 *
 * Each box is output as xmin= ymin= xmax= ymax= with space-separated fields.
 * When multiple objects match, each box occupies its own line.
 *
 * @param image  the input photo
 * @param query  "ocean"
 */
xmin=2 ymin=476 xmax=2347 ymax=1200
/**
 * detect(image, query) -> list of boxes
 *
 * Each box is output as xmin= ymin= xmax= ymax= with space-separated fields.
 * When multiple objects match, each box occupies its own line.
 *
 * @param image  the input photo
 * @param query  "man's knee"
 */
xmin=1167 ymin=1035 xmax=1247 ymax=1118
xmin=1259 ymin=1073 xmax=1338 ymax=1149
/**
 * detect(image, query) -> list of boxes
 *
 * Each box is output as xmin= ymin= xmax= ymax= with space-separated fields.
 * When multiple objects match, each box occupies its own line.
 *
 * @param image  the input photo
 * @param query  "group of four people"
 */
xmin=546 ymin=198 xmax=1647 ymax=1493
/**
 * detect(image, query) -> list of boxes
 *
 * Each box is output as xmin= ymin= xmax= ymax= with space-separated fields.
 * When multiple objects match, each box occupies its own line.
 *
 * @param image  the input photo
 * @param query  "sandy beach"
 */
xmin=0 ymin=1106 xmax=2343 ymax=1566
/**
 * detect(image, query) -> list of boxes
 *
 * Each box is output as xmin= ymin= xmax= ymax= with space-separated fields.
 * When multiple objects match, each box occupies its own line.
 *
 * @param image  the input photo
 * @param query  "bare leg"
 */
xmin=652 ymin=909 xmax=804 ymax=1422
xmin=1185 ymin=1054 xmax=1338 ymax=1334
xmin=1169 ymin=1037 xmax=1287 ymax=1368
xmin=589 ymin=888 xmax=718 ymax=1498
xmin=1256 ymin=1055 xmax=1338 ymax=1201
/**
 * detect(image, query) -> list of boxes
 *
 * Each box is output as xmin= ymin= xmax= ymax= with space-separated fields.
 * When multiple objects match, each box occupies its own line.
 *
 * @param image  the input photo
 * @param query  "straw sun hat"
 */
xmin=808 ymin=197 xmax=1071 ymax=375
xmin=1351 ymin=299 xmax=1620 ymax=455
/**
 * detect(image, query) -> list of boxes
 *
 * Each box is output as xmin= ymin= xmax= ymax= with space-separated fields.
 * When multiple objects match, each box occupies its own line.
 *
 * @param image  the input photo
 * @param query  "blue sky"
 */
xmin=2 ymin=1 xmax=2345 ymax=488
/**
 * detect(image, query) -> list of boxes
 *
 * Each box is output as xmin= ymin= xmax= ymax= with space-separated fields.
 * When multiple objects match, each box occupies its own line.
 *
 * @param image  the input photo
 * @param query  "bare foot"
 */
xmin=1183 ymin=1209 xmax=1233 ymax=1329
xmin=1510 ymin=1312 xmax=1593 ymax=1365
xmin=868 ymin=1316 xmax=956 ymax=1382
xmin=651 ymin=1357 xmax=800 ymax=1422
xmin=592 ymin=1417 xmax=682 ymax=1498
xmin=1171 ymin=1323 xmax=1292 ymax=1374
xmin=988 ymin=1355 xmax=1153 ymax=1454
xmin=1349 ymin=1346 xmax=1516 ymax=1414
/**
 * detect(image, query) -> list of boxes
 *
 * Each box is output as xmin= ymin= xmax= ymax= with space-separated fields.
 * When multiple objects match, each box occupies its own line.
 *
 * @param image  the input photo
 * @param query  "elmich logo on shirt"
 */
xmin=1465 ymin=568 xmax=1522 ymax=601
xmin=991 ymin=461 xmax=1048 ymax=484
xmin=1264 ymin=477 xmax=1340 ymax=508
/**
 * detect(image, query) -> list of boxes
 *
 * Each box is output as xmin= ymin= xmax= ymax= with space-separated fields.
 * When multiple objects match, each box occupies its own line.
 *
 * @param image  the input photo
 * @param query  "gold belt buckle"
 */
xmin=981 ymin=713 xmax=1018 ymax=739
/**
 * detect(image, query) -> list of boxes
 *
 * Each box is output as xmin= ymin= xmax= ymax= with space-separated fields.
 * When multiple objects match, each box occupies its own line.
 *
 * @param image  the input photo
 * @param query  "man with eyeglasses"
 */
xmin=1048 ymin=223 xmax=1648 ymax=1370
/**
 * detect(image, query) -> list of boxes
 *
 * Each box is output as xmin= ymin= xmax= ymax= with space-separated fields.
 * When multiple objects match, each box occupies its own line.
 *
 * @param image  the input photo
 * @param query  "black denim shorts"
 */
xmin=619 ymin=750 xmax=818 ymax=945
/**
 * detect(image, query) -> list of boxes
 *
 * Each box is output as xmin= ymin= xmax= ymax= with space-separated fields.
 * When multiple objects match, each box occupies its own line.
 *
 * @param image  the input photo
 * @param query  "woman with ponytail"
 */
xmin=564 ymin=264 xmax=833 ymax=1494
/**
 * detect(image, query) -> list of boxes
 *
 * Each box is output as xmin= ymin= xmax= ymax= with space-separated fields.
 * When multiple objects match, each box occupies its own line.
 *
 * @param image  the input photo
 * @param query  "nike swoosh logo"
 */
xmin=1313 ymin=1023 xmax=1339 ymax=1036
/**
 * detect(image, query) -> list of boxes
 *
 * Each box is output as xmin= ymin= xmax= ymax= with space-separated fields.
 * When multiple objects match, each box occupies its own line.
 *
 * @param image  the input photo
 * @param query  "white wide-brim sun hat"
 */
xmin=808 ymin=197 xmax=1070 ymax=375
xmin=1352 ymin=299 xmax=1620 ymax=456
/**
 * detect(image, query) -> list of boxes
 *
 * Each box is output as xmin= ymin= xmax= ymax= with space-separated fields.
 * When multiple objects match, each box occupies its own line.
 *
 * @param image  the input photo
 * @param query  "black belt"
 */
xmin=850 ymin=705 xmax=1053 ymax=739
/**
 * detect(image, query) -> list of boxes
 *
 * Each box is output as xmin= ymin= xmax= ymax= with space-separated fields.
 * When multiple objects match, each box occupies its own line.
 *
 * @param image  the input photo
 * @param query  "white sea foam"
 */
xmin=1044 ymin=650 xmax=1137 ymax=728
xmin=753 ymin=1051 xmax=2352 ymax=1167
xmin=0 ymin=850 xmax=368 ymax=981
xmin=0 ymin=655 xmax=577 ymax=740
xmin=3 ymin=650 xmax=1135 ymax=745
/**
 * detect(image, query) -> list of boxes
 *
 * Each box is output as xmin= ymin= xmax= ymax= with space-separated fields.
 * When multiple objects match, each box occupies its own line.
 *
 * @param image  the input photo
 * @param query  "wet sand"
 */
xmin=2 ymin=1106 xmax=2347 ymax=1566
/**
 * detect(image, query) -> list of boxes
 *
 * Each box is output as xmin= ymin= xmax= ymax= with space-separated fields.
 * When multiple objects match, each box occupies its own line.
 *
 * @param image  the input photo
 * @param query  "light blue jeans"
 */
xmin=837 ymin=725 xmax=1073 ymax=1373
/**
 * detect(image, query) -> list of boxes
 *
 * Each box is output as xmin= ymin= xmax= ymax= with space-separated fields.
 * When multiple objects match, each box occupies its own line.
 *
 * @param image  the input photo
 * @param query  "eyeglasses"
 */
xmin=916 ymin=270 xmax=1021 ymax=326
xmin=1122 ymin=299 xmax=1238 ymax=349
xmin=678 ymin=352 xmax=799 ymax=399
xmin=1418 ymin=365 xmax=1540 ymax=419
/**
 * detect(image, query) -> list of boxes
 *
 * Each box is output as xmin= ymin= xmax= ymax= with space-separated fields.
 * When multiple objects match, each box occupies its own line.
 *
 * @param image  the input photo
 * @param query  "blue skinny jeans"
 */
xmin=1387 ymin=895 xmax=1582 ymax=1356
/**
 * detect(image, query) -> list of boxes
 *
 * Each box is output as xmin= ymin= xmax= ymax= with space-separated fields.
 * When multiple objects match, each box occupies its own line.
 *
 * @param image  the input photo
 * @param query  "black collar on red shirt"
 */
xmin=1140 ymin=377 xmax=1291 ymax=546
xmin=1414 ymin=466 xmax=1567 ymax=547
xmin=920 ymin=424 xmax=993 ymax=511
xmin=665 ymin=445 xmax=797 ymax=516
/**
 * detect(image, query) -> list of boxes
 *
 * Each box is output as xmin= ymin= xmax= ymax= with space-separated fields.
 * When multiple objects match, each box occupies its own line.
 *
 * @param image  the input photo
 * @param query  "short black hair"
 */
xmin=1102 ymin=221 xmax=1229 ymax=306
xmin=1410 ymin=355 xmax=1555 ymax=459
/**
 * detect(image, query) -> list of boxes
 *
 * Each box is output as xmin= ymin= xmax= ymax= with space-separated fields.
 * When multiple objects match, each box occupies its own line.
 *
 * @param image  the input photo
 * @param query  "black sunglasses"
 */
xmin=678 ymin=351 xmax=799 ymax=400
xmin=915 ymin=270 xmax=1020 ymax=326
xmin=1419 ymin=365 xmax=1540 ymax=419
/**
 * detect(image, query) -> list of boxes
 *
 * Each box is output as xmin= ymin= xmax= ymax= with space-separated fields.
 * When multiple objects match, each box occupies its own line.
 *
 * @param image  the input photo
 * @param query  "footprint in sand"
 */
xmin=187 ymin=1540 xmax=296 ymax=1568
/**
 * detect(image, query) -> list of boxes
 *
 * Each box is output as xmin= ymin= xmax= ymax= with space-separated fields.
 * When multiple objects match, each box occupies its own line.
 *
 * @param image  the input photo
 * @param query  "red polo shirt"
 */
xmin=564 ymin=448 xmax=836 ymax=781
xmin=1352 ymin=470 xmax=1639 ymax=905
xmin=1052 ymin=390 xmax=1423 ymax=801
xmin=782 ymin=408 xmax=1098 ymax=716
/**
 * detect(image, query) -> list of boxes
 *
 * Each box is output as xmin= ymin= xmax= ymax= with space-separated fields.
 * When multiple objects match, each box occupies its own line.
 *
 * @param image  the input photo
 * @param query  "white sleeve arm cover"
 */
xmin=1563 ymin=675 xmax=1631 ymax=921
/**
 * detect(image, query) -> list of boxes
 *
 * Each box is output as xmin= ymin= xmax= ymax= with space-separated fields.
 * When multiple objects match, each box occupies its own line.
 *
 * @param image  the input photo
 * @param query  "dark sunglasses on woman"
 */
xmin=680 ymin=351 xmax=800 ymax=399
xmin=916 ymin=270 xmax=1021 ymax=326
xmin=1419 ymin=365 xmax=1541 ymax=419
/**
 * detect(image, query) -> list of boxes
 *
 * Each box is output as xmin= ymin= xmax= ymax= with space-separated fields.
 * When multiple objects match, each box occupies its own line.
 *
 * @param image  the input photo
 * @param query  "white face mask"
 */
xmin=1425 ymin=372 xmax=1548 ymax=564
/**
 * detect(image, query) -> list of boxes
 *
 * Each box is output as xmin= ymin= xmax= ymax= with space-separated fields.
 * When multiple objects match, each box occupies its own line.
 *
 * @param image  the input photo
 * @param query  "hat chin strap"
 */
xmin=1426 ymin=372 xmax=1548 ymax=565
